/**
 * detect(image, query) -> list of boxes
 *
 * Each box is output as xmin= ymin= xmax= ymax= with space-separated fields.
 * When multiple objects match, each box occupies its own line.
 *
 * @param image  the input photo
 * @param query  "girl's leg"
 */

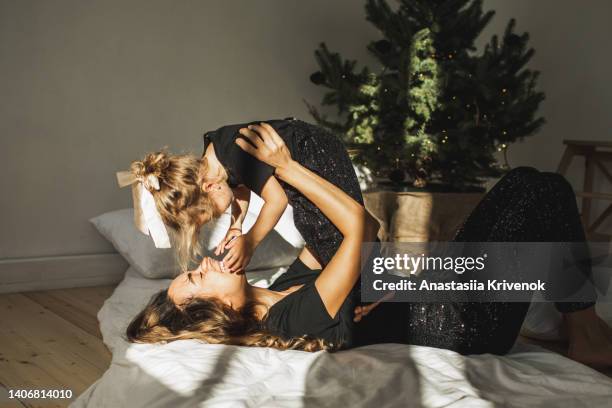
xmin=287 ymin=121 xmax=364 ymax=266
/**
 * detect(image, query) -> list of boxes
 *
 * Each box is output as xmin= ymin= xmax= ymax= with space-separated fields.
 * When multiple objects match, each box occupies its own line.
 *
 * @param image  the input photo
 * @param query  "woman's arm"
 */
xmin=237 ymin=123 xmax=378 ymax=318
xmin=276 ymin=160 xmax=375 ymax=318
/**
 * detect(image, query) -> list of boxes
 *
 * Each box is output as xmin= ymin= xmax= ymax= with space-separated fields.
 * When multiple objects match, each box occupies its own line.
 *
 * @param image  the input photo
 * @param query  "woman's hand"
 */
xmin=236 ymin=123 xmax=293 ymax=171
xmin=353 ymin=291 xmax=395 ymax=322
xmin=353 ymin=303 xmax=378 ymax=323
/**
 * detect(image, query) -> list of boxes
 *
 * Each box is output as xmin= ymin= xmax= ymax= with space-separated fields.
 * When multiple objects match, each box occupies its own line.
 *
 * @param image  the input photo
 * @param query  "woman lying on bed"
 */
xmin=127 ymin=124 xmax=612 ymax=366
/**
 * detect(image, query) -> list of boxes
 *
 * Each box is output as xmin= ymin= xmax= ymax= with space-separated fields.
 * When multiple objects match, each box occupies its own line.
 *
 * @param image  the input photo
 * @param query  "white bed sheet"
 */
xmin=71 ymin=268 xmax=612 ymax=408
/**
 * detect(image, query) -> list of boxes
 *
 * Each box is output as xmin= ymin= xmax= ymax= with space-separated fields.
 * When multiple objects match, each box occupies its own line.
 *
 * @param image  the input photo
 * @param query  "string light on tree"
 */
xmin=307 ymin=0 xmax=545 ymax=190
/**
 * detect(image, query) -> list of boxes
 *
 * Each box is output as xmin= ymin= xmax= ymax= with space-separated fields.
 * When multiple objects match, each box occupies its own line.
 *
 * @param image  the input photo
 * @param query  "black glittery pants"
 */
xmin=281 ymin=120 xmax=364 ymax=266
xmin=454 ymin=166 xmax=596 ymax=313
xmin=423 ymin=167 xmax=595 ymax=354
xmin=357 ymin=167 xmax=596 ymax=355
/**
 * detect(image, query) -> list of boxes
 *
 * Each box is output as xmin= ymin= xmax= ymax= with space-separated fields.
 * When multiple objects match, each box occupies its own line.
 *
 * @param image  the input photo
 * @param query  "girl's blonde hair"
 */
xmin=130 ymin=150 xmax=222 ymax=271
xmin=126 ymin=290 xmax=333 ymax=352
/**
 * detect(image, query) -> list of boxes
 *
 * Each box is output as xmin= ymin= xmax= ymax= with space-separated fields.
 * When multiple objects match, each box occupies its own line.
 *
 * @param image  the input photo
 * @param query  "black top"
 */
xmin=264 ymin=258 xmax=357 ymax=348
xmin=264 ymin=256 xmax=411 ymax=350
xmin=202 ymin=118 xmax=297 ymax=196
xmin=203 ymin=117 xmax=365 ymax=267
xmin=264 ymin=258 xmax=429 ymax=349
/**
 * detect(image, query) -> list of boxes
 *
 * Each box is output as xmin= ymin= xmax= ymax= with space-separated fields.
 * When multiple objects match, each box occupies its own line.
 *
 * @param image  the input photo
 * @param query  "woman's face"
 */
xmin=200 ymin=144 xmax=233 ymax=218
xmin=168 ymin=257 xmax=246 ymax=308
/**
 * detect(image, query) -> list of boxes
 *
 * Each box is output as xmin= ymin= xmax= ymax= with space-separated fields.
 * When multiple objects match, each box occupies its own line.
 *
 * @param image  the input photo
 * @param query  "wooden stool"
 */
xmin=557 ymin=140 xmax=612 ymax=240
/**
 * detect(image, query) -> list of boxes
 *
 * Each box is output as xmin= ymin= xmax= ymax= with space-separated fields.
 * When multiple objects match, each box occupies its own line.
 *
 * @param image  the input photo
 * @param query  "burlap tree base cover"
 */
xmin=363 ymin=191 xmax=484 ymax=242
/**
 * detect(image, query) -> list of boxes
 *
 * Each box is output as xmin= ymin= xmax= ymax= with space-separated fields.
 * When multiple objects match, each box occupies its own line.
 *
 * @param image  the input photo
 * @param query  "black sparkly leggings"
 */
xmin=448 ymin=167 xmax=595 ymax=354
xmin=365 ymin=167 xmax=596 ymax=355
xmin=454 ymin=166 xmax=595 ymax=313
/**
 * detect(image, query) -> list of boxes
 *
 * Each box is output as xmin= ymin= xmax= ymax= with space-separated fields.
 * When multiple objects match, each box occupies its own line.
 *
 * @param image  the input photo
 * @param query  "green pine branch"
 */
xmin=307 ymin=0 xmax=545 ymax=190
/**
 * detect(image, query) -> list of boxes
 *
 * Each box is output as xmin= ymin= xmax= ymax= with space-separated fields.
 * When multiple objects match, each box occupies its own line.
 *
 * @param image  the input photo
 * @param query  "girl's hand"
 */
xmin=214 ymin=227 xmax=242 ymax=257
xmin=236 ymin=123 xmax=293 ymax=170
xmin=221 ymin=234 xmax=254 ymax=274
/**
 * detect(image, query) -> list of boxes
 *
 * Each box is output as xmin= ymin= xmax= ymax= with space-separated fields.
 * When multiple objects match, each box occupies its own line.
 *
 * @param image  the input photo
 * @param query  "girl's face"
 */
xmin=200 ymin=143 xmax=234 ymax=219
xmin=168 ymin=257 xmax=247 ymax=308
xmin=205 ymin=179 xmax=233 ymax=217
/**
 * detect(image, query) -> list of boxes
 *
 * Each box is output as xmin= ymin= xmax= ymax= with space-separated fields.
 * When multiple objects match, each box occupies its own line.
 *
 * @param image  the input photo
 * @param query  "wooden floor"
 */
xmin=0 ymin=286 xmax=116 ymax=408
xmin=0 ymin=286 xmax=610 ymax=408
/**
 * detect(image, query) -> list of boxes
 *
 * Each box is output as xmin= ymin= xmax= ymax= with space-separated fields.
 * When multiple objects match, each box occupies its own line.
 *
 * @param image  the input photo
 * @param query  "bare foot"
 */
xmin=565 ymin=307 xmax=612 ymax=367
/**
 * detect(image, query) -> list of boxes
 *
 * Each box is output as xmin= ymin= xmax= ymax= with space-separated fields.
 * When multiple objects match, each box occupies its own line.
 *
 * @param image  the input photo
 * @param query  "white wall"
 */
xmin=484 ymin=1 xmax=612 ymax=169
xmin=1 ymin=0 xmax=611 ymax=261
xmin=0 ymin=0 xmax=378 ymax=259
xmin=483 ymin=0 xmax=612 ymax=231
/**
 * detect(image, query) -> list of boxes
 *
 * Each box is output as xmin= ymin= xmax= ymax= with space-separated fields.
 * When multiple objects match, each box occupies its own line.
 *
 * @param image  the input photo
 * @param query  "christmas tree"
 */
xmin=307 ymin=0 xmax=545 ymax=191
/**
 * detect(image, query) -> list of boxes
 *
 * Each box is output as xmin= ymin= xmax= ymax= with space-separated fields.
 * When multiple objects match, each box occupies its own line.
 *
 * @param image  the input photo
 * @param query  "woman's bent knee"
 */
xmin=540 ymin=172 xmax=575 ymax=199
xmin=494 ymin=167 xmax=540 ymax=190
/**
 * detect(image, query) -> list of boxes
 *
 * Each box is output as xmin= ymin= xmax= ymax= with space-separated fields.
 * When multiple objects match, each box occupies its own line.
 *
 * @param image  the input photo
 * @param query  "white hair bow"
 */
xmin=116 ymin=171 xmax=171 ymax=248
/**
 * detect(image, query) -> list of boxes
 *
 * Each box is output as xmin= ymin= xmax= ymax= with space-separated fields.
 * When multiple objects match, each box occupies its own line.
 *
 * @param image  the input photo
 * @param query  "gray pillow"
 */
xmin=90 ymin=208 xmax=303 ymax=279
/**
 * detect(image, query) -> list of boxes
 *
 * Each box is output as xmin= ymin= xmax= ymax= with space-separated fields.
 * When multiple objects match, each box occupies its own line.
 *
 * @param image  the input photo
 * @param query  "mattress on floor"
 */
xmin=71 ymin=267 xmax=612 ymax=408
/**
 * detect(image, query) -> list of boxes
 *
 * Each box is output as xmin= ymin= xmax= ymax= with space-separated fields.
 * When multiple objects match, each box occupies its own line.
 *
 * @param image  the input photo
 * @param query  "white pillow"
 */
xmin=91 ymin=196 xmax=304 ymax=278
xmin=246 ymin=193 xmax=305 ymax=249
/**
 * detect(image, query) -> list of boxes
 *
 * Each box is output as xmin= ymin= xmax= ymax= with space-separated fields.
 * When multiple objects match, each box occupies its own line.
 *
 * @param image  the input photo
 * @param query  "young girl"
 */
xmin=127 ymin=125 xmax=612 ymax=366
xmin=130 ymin=118 xmax=362 ymax=273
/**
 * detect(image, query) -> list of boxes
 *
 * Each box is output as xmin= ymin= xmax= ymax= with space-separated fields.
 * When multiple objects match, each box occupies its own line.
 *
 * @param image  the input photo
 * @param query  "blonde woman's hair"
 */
xmin=130 ymin=150 xmax=222 ymax=271
xmin=126 ymin=290 xmax=333 ymax=352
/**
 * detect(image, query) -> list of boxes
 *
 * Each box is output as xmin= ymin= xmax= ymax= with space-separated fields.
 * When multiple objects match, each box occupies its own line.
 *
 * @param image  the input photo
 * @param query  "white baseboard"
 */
xmin=0 ymin=253 xmax=128 ymax=293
